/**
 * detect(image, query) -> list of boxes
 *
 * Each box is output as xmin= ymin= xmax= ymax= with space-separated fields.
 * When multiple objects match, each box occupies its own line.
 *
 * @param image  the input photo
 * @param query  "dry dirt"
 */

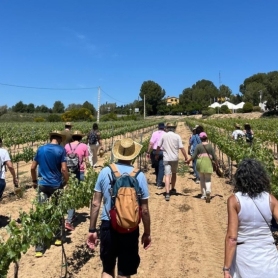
xmin=0 ymin=119 xmax=240 ymax=278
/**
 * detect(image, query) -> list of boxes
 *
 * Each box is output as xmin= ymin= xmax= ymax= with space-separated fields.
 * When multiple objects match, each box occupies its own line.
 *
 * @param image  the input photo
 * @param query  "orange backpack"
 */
xmin=108 ymin=163 xmax=142 ymax=233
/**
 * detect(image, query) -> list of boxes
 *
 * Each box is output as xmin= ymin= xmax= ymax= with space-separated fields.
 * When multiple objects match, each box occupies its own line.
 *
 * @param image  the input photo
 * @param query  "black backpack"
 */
xmin=66 ymin=143 xmax=80 ymax=173
xmin=88 ymin=130 xmax=98 ymax=145
xmin=246 ymin=131 xmax=253 ymax=142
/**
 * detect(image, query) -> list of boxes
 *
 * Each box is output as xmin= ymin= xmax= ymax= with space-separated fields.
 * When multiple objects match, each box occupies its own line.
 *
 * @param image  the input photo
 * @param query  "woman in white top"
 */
xmin=224 ymin=158 xmax=278 ymax=278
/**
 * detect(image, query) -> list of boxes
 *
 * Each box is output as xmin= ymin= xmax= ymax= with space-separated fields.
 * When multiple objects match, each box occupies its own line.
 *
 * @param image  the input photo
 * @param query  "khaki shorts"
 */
xmin=164 ymin=161 xmax=178 ymax=175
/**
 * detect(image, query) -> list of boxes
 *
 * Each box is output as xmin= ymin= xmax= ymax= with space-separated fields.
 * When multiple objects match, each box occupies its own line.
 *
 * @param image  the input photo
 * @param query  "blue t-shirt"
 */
xmin=34 ymin=143 xmax=67 ymax=187
xmin=190 ymin=134 xmax=201 ymax=153
xmin=95 ymin=163 xmax=149 ymax=221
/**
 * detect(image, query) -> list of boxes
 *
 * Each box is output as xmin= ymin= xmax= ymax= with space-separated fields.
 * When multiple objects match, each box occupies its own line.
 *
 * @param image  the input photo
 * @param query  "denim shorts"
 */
xmin=100 ymin=220 xmax=140 ymax=276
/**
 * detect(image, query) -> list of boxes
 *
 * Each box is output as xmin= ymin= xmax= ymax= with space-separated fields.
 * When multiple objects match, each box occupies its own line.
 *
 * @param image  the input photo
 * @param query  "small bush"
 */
xmin=220 ymin=105 xmax=231 ymax=114
xmin=253 ymin=106 xmax=262 ymax=112
xmin=34 ymin=117 xmax=45 ymax=122
xmin=202 ymin=108 xmax=215 ymax=116
xmin=236 ymin=108 xmax=243 ymax=113
xmin=243 ymin=102 xmax=253 ymax=113
xmin=47 ymin=114 xmax=61 ymax=122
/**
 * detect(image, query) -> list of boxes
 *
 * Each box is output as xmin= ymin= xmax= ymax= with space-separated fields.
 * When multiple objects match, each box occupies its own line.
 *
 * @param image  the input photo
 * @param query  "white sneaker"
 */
xmin=195 ymin=179 xmax=200 ymax=184
xmin=201 ymin=195 xmax=206 ymax=199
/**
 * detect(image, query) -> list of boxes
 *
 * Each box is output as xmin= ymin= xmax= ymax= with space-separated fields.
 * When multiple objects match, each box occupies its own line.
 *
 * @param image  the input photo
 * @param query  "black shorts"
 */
xmin=100 ymin=220 xmax=140 ymax=276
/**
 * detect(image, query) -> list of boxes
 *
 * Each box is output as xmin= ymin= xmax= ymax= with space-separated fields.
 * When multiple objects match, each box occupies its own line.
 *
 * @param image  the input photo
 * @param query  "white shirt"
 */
xmin=0 ymin=148 xmax=10 ymax=179
xmin=232 ymin=129 xmax=245 ymax=140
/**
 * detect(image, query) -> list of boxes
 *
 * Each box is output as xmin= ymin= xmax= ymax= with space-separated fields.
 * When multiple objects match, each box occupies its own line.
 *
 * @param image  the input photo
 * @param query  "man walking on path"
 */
xmin=146 ymin=122 xmax=165 ymax=188
xmin=156 ymin=123 xmax=188 ymax=201
xmin=31 ymin=130 xmax=69 ymax=258
xmin=87 ymin=138 xmax=151 ymax=278
xmin=61 ymin=122 xmax=73 ymax=147
xmin=0 ymin=138 xmax=18 ymax=198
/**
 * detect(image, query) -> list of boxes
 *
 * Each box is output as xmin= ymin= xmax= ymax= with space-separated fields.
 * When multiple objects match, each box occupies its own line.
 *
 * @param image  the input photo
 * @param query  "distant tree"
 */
xmin=26 ymin=103 xmax=35 ymax=113
xmin=61 ymin=108 xmax=93 ymax=122
xmin=139 ymin=81 xmax=165 ymax=115
xmin=82 ymin=101 xmax=96 ymax=115
xmin=52 ymin=101 xmax=65 ymax=113
xmin=66 ymin=103 xmax=83 ymax=111
xmin=12 ymin=101 xmax=25 ymax=112
xmin=0 ymin=105 xmax=8 ymax=116
xmin=220 ymin=105 xmax=230 ymax=114
xmin=219 ymin=85 xmax=232 ymax=99
xmin=229 ymin=94 xmax=243 ymax=105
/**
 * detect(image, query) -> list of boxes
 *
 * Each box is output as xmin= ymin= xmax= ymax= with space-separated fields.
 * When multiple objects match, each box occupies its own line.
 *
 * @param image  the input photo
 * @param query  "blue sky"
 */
xmin=1 ymin=0 xmax=278 ymax=109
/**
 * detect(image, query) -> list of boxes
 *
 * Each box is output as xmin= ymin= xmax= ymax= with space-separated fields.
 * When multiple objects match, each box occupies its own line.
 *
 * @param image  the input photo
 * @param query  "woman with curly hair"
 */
xmin=223 ymin=158 xmax=278 ymax=278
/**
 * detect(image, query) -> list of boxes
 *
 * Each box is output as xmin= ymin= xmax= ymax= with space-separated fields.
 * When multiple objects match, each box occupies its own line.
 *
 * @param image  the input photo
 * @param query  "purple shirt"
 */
xmin=150 ymin=130 xmax=165 ymax=150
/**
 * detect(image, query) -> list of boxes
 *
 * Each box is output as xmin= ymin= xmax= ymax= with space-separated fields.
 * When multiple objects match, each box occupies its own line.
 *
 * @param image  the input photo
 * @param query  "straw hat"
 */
xmin=112 ymin=138 xmax=142 ymax=161
xmin=65 ymin=122 xmax=73 ymax=126
xmin=72 ymin=130 xmax=85 ymax=137
xmin=235 ymin=123 xmax=241 ymax=129
xmin=166 ymin=122 xmax=177 ymax=128
xmin=49 ymin=130 xmax=66 ymax=142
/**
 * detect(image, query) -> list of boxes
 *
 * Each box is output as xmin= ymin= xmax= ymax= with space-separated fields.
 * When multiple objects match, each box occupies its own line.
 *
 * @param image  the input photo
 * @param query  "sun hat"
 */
xmin=193 ymin=125 xmax=199 ymax=130
xmin=199 ymin=132 xmax=208 ymax=139
xmin=158 ymin=122 xmax=165 ymax=129
xmin=49 ymin=130 xmax=66 ymax=141
xmin=166 ymin=122 xmax=177 ymax=128
xmin=72 ymin=130 xmax=85 ymax=137
xmin=112 ymin=138 xmax=142 ymax=161
xmin=235 ymin=123 xmax=240 ymax=128
xmin=65 ymin=122 xmax=73 ymax=126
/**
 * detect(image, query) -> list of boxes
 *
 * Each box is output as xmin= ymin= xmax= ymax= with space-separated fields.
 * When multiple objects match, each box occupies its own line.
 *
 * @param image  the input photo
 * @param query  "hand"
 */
xmin=32 ymin=182 xmax=38 ymax=189
xmin=224 ymin=271 xmax=232 ymax=278
xmin=86 ymin=232 xmax=99 ymax=250
xmin=155 ymin=154 xmax=159 ymax=161
xmin=13 ymin=178 xmax=19 ymax=188
xmin=141 ymin=233 xmax=151 ymax=250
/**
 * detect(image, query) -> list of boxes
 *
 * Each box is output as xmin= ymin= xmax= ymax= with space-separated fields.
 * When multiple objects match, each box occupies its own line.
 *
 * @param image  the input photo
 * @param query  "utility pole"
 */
xmin=97 ymin=86 xmax=100 ymax=123
xmin=144 ymin=94 xmax=146 ymax=119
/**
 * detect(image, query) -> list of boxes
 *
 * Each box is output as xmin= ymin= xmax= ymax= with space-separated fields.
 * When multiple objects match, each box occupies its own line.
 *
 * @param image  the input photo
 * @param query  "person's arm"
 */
xmin=6 ymin=160 xmax=18 ymax=186
xmin=187 ymin=144 xmax=198 ymax=163
xmin=180 ymin=147 xmax=188 ymax=162
xmin=224 ymin=195 xmax=239 ymax=278
xmin=30 ymin=160 xmax=38 ymax=188
xmin=141 ymin=198 xmax=151 ymax=250
xmin=97 ymin=132 xmax=102 ymax=147
xmin=61 ymin=161 xmax=69 ymax=185
xmin=87 ymin=191 xmax=103 ymax=250
xmin=270 ymin=194 xmax=278 ymax=222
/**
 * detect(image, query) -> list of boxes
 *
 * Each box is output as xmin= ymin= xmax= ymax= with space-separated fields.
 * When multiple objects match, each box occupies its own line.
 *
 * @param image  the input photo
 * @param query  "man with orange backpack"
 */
xmin=86 ymin=138 xmax=151 ymax=277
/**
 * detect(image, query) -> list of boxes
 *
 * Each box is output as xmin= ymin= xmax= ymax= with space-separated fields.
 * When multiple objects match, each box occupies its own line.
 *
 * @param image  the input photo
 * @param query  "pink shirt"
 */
xmin=150 ymin=130 xmax=165 ymax=150
xmin=65 ymin=142 xmax=89 ymax=171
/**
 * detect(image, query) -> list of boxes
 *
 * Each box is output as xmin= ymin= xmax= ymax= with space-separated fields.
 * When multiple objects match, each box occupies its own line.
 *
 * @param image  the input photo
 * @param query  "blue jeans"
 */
xmin=153 ymin=151 xmax=164 ymax=186
xmin=36 ymin=184 xmax=64 ymax=252
xmin=0 ymin=179 xmax=6 ymax=198
xmin=67 ymin=171 xmax=84 ymax=223
xmin=193 ymin=159 xmax=200 ymax=180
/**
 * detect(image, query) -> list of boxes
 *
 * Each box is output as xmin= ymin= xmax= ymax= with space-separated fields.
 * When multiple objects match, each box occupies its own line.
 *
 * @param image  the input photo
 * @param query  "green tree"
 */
xmin=61 ymin=108 xmax=93 ymax=122
xmin=82 ymin=101 xmax=96 ymax=115
xmin=52 ymin=101 xmax=65 ymax=113
xmin=66 ymin=103 xmax=82 ymax=111
xmin=26 ymin=103 xmax=35 ymax=113
xmin=12 ymin=101 xmax=25 ymax=112
xmin=243 ymin=102 xmax=253 ymax=113
xmin=139 ymin=81 xmax=165 ymax=115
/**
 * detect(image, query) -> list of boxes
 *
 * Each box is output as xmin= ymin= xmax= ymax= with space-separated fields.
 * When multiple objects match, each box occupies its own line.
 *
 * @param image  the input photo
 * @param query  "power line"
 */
xmin=0 ymin=82 xmax=98 ymax=90
xmin=100 ymin=88 xmax=130 ymax=104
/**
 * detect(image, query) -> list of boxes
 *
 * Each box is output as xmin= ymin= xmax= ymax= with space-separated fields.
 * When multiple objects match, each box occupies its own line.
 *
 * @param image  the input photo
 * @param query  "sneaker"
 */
xmin=165 ymin=194 xmax=170 ymax=201
xmin=35 ymin=251 xmax=43 ymax=258
xmin=200 ymin=195 xmax=206 ymax=200
xmin=65 ymin=222 xmax=75 ymax=231
xmin=206 ymin=191 xmax=211 ymax=203
xmin=195 ymin=179 xmax=200 ymax=184
xmin=54 ymin=239 xmax=62 ymax=246
xmin=157 ymin=185 xmax=164 ymax=189
xmin=170 ymin=188 xmax=177 ymax=195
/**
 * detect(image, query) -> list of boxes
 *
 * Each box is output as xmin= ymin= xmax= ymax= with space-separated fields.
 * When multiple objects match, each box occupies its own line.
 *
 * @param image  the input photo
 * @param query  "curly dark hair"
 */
xmin=233 ymin=158 xmax=270 ymax=198
xmin=196 ymin=125 xmax=204 ymax=135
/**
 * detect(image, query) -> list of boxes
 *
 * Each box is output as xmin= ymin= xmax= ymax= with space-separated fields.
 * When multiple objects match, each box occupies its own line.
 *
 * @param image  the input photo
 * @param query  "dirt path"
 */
xmin=2 ymin=122 xmax=234 ymax=278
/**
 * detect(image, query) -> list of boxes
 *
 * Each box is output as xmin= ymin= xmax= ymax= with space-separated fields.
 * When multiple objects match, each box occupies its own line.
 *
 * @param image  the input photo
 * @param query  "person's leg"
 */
xmin=91 ymin=144 xmax=100 ymax=166
xmin=199 ymin=173 xmax=206 ymax=198
xmin=169 ymin=161 xmax=178 ymax=191
xmin=0 ymin=179 xmax=6 ymax=199
xmin=204 ymin=173 xmax=212 ymax=203
xmin=117 ymin=228 xmax=140 ymax=278
xmin=157 ymin=151 xmax=164 ymax=187
xmin=87 ymin=143 xmax=93 ymax=166
xmin=100 ymin=221 xmax=117 ymax=278
xmin=193 ymin=159 xmax=200 ymax=183
xmin=164 ymin=162 xmax=171 ymax=201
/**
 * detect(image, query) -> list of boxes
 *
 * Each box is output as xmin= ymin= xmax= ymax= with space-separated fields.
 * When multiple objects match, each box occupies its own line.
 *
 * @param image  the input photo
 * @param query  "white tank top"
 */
xmin=235 ymin=192 xmax=273 ymax=244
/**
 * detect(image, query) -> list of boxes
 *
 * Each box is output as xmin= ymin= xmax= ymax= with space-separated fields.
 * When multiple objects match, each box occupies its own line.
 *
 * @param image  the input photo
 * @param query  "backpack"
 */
xmin=88 ymin=130 xmax=98 ymax=145
xmin=108 ymin=163 xmax=142 ymax=233
xmin=66 ymin=143 xmax=80 ymax=173
xmin=246 ymin=131 xmax=253 ymax=142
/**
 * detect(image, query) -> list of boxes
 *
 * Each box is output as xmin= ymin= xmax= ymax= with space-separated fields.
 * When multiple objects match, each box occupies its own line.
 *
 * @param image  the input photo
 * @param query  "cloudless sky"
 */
xmin=1 ymin=0 xmax=278 ymax=109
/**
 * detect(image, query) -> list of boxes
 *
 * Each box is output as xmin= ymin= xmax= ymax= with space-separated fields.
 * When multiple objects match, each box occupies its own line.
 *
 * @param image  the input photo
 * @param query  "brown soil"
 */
xmin=0 ymin=121 xmax=236 ymax=278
